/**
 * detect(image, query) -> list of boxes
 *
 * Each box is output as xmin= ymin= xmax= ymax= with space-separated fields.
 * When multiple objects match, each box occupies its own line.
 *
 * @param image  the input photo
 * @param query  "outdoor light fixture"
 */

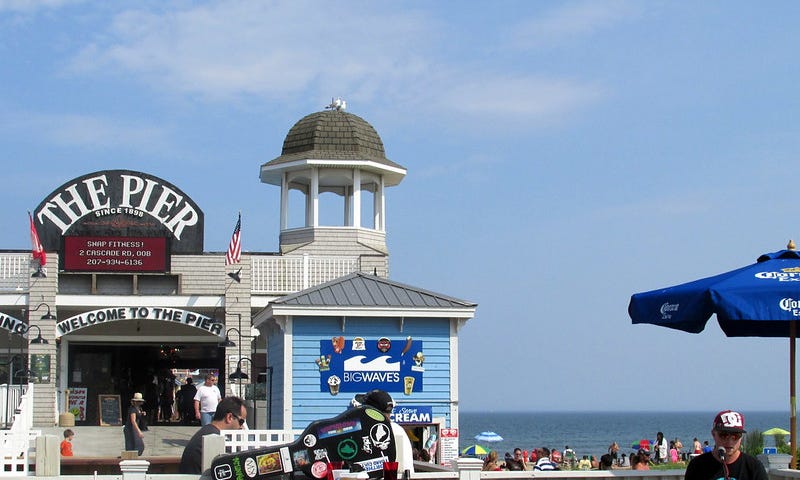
xmin=31 ymin=267 xmax=46 ymax=278
xmin=229 ymin=356 xmax=251 ymax=380
xmin=31 ymin=303 xmax=55 ymax=320
xmin=27 ymin=325 xmax=48 ymax=344
xmin=218 ymin=328 xmax=239 ymax=348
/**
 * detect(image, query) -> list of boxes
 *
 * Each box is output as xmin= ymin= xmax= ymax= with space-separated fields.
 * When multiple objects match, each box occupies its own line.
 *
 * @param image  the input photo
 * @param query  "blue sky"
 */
xmin=2 ymin=1 xmax=800 ymax=413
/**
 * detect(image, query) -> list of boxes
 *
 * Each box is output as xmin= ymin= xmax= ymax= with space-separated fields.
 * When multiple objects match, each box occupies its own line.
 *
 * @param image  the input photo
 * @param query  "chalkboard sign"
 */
xmin=98 ymin=395 xmax=122 ymax=426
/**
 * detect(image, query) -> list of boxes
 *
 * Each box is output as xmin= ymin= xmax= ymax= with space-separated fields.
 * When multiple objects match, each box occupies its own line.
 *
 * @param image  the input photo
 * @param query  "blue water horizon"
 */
xmin=457 ymin=410 xmax=790 ymax=460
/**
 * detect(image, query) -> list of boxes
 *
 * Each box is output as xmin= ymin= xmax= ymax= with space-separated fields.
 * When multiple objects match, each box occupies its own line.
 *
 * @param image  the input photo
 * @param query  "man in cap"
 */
xmin=685 ymin=410 xmax=767 ymax=480
xmin=355 ymin=389 xmax=414 ymax=474
xmin=179 ymin=396 xmax=247 ymax=474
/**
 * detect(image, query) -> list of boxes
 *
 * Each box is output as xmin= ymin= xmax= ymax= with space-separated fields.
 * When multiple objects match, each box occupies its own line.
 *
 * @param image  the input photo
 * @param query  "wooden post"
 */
xmin=35 ymin=434 xmax=59 ymax=477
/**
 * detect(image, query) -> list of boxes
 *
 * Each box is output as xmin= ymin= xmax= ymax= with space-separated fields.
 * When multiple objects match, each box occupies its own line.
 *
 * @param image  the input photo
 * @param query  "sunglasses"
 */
xmin=718 ymin=432 xmax=742 ymax=440
xmin=230 ymin=413 xmax=245 ymax=426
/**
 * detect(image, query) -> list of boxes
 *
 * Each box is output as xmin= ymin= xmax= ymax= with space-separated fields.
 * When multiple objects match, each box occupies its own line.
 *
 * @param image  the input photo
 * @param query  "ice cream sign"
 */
xmin=319 ymin=336 xmax=424 ymax=395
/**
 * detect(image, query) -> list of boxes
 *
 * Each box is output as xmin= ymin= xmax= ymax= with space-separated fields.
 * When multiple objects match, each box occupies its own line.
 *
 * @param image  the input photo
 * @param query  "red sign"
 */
xmin=63 ymin=236 xmax=168 ymax=272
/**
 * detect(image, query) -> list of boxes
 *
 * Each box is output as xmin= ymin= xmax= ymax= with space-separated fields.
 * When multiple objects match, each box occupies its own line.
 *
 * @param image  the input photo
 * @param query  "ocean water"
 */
xmin=458 ymin=411 xmax=789 ymax=459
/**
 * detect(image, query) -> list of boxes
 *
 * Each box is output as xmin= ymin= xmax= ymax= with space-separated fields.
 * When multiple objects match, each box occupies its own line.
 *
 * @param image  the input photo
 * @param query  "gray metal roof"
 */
xmin=272 ymin=272 xmax=477 ymax=309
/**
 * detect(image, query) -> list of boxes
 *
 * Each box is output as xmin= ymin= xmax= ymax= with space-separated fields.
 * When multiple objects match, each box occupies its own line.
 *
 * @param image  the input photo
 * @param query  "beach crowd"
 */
xmin=481 ymin=432 xmax=710 ymax=471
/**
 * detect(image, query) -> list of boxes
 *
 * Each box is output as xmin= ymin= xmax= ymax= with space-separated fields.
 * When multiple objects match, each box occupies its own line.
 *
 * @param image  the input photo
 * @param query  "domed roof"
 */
xmin=261 ymin=109 xmax=406 ymax=186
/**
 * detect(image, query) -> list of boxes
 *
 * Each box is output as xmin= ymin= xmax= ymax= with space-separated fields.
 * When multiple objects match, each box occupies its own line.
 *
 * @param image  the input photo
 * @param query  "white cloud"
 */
xmin=433 ymin=75 xmax=604 ymax=121
xmin=508 ymin=0 xmax=642 ymax=49
xmin=64 ymin=1 xmax=608 ymax=129
xmin=69 ymin=1 xmax=435 ymax=104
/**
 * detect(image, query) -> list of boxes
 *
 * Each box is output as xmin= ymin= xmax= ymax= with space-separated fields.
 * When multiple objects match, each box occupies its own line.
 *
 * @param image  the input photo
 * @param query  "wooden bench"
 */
xmin=61 ymin=455 xmax=181 ymax=474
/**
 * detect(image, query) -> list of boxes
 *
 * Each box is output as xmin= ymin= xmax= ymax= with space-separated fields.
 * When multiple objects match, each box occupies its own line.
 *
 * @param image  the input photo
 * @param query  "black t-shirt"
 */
xmin=179 ymin=423 xmax=221 ymax=474
xmin=685 ymin=452 xmax=768 ymax=480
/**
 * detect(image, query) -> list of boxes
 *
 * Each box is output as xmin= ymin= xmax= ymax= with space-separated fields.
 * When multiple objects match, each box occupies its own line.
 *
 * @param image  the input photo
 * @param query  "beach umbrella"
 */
xmin=629 ymin=242 xmax=800 ymax=467
xmin=764 ymin=427 xmax=790 ymax=436
xmin=461 ymin=444 xmax=488 ymax=456
xmin=475 ymin=431 xmax=504 ymax=442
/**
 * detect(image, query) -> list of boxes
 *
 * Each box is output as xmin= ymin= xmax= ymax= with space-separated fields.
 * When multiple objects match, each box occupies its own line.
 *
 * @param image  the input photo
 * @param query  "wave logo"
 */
xmin=660 ymin=302 xmax=679 ymax=319
xmin=343 ymin=355 xmax=400 ymax=384
xmin=780 ymin=298 xmax=800 ymax=316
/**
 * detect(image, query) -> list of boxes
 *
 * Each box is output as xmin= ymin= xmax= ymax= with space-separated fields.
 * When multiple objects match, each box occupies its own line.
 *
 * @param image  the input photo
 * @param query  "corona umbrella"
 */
xmin=629 ymin=242 xmax=800 ymax=467
xmin=764 ymin=427 xmax=790 ymax=436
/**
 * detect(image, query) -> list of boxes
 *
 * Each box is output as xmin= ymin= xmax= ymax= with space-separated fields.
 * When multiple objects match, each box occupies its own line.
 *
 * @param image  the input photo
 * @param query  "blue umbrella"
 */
xmin=629 ymin=243 xmax=800 ymax=466
xmin=475 ymin=431 xmax=504 ymax=442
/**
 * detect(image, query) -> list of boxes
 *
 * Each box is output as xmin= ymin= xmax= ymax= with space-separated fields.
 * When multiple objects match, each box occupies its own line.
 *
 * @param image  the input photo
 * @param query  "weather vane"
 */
xmin=325 ymin=97 xmax=347 ymax=111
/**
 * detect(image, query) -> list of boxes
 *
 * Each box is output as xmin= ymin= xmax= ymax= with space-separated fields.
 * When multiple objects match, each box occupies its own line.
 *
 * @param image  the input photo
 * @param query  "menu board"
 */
xmin=98 ymin=395 xmax=122 ymax=426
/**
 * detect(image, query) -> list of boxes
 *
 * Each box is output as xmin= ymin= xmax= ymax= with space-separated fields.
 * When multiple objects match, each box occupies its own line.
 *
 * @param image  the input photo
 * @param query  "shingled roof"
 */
xmin=264 ymin=272 xmax=477 ymax=319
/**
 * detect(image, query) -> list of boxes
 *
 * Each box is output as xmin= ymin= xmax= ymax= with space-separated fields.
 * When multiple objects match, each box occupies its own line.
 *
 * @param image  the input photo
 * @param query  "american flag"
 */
xmin=225 ymin=213 xmax=241 ymax=265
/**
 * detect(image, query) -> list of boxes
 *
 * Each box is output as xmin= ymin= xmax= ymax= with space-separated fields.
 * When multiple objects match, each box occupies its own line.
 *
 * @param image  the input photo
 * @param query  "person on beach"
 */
xmin=482 ymin=450 xmax=502 ymax=471
xmin=505 ymin=448 xmax=528 ymax=470
xmin=670 ymin=440 xmax=679 ymax=463
xmin=684 ymin=410 xmax=768 ymax=480
xmin=608 ymin=441 xmax=620 ymax=461
xmin=693 ymin=437 xmax=702 ymax=455
xmin=655 ymin=431 xmax=668 ymax=464
xmin=534 ymin=448 xmax=558 ymax=471
xmin=123 ymin=392 xmax=146 ymax=456
xmin=631 ymin=453 xmax=649 ymax=470
xmin=702 ymin=440 xmax=712 ymax=453
xmin=179 ymin=396 xmax=247 ymax=474
xmin=578 ymin=455 xmax=591 ymax=470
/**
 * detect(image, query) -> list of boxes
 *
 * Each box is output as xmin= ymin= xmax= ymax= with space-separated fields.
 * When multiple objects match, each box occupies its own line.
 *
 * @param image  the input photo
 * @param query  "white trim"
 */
xmin=283 ymin=316 xmax=293 ymax=430
xmin=449 ymin=318 xmax=459 ymax=429
xmin=0 ymin=294 xmax=28 ymax=306
xmin=55 ymin=294 xmax=223 ymax=307
xmin=262 ymin=158 xmax=407 ymax=178
xmin=266 ymin=305 xmax=476 ymax=318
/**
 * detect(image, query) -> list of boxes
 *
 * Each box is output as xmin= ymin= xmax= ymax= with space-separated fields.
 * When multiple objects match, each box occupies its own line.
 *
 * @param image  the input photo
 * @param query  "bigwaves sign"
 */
xmin=318 ymin=337 xmax=424 ymax=395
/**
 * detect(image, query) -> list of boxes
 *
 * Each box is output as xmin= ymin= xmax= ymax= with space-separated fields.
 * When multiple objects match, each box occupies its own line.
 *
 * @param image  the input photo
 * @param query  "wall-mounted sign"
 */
xmin=56 ymin=307 xmax=223 ymax=337
xmin=30 ymin=354 xmax=51 ymax=383
xmin=391 ymin=406 xmax=432 ymax=424
xmin=62 ymin=236 xmax=169 ymax=272
xmin=319 ymin=337 xmax=424 ymax=395
xmin=33 ymin=169 xmax=204 ymax=254
xmin=0 ymin=313 xmax=28 ymax=335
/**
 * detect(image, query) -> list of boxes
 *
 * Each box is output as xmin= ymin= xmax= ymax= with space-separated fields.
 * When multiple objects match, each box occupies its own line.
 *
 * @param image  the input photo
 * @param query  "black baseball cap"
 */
xmin=354 ymin=389 xmax=395 ymax=414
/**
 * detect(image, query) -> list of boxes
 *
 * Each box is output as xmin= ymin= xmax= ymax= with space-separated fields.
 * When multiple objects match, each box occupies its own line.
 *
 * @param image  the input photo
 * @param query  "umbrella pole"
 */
xmin=792 ymin=323 xmax=797 ymax=469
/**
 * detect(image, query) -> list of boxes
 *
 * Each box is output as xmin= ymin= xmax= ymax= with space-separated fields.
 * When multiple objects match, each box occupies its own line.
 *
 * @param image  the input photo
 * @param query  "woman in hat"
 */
xmin=123 ymin=392 xmax=146 ymax=455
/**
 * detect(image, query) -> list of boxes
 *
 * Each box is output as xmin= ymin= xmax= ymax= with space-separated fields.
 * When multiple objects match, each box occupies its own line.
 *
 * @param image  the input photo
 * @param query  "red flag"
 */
xmin=225 ymin=213 xmax=241 ymax=266
xmin=29 ymin=212 xmax=46 ymax=266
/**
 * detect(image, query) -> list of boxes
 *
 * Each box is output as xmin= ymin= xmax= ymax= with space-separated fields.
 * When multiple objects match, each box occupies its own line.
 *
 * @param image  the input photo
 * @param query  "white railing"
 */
xmin=0 ymin=385 xmax=26 ymax=429
xmin=223 ymin=429 xmax=302 ymax=453
xmin=0 ymin=384 xmax=37 ymax=477
xmin=0 ymin=255 xmax=29 ymax=293
xmin=251 ymin=255 xmax=360 ymax=294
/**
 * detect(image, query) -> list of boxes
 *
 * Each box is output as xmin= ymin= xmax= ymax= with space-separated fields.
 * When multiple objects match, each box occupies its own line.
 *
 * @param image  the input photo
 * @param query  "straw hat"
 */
xmin=131 ymin=392 xmax=145 ymax=403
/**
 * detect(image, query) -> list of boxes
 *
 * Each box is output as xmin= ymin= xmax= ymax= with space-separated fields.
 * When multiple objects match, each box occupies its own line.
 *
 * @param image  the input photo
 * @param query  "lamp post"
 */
xmin=26 ymin=325 xmax=48 ymax=344
xmin=30 ymin=303 xmax=56 ymax=320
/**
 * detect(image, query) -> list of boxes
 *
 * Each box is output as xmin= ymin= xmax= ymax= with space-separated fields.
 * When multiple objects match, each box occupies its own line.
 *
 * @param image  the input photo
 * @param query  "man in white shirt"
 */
xmin=193 ymin=373 xmax=221 ymax=426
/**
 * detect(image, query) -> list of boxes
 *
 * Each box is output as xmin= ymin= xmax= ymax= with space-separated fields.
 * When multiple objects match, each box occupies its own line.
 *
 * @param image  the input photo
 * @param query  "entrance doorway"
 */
xmin=67 ymin=343 xmax=223 ymax=426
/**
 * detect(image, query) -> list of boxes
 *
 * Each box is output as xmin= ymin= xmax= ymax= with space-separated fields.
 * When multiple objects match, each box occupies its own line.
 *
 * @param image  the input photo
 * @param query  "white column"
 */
xmin=352 ymin=168 xmax=361 ymax=228
xmin=344 ymin=185 xmax=352 ymax=226
xmin=375 ymin=175 xmax=385 ymax=231
xmin=310 ymin=168 xmax=319 ymax=227
xmin=280 ymin=172 xmax=288 ymax=230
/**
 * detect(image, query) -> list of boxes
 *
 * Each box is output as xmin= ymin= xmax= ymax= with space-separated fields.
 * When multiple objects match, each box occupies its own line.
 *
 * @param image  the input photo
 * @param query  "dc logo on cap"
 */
xmin=719 ymin=411 xmax=743 ymax=428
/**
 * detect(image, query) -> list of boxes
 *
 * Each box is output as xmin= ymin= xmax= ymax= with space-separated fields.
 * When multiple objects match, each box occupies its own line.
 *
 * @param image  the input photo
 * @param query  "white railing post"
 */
xmin=303 ymin=254 xmax=310 ymax=290
xmin=120 ymin=459 xmax=150 ymax=479
xmin=454 ymin=457 xmax=483 ymax=480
